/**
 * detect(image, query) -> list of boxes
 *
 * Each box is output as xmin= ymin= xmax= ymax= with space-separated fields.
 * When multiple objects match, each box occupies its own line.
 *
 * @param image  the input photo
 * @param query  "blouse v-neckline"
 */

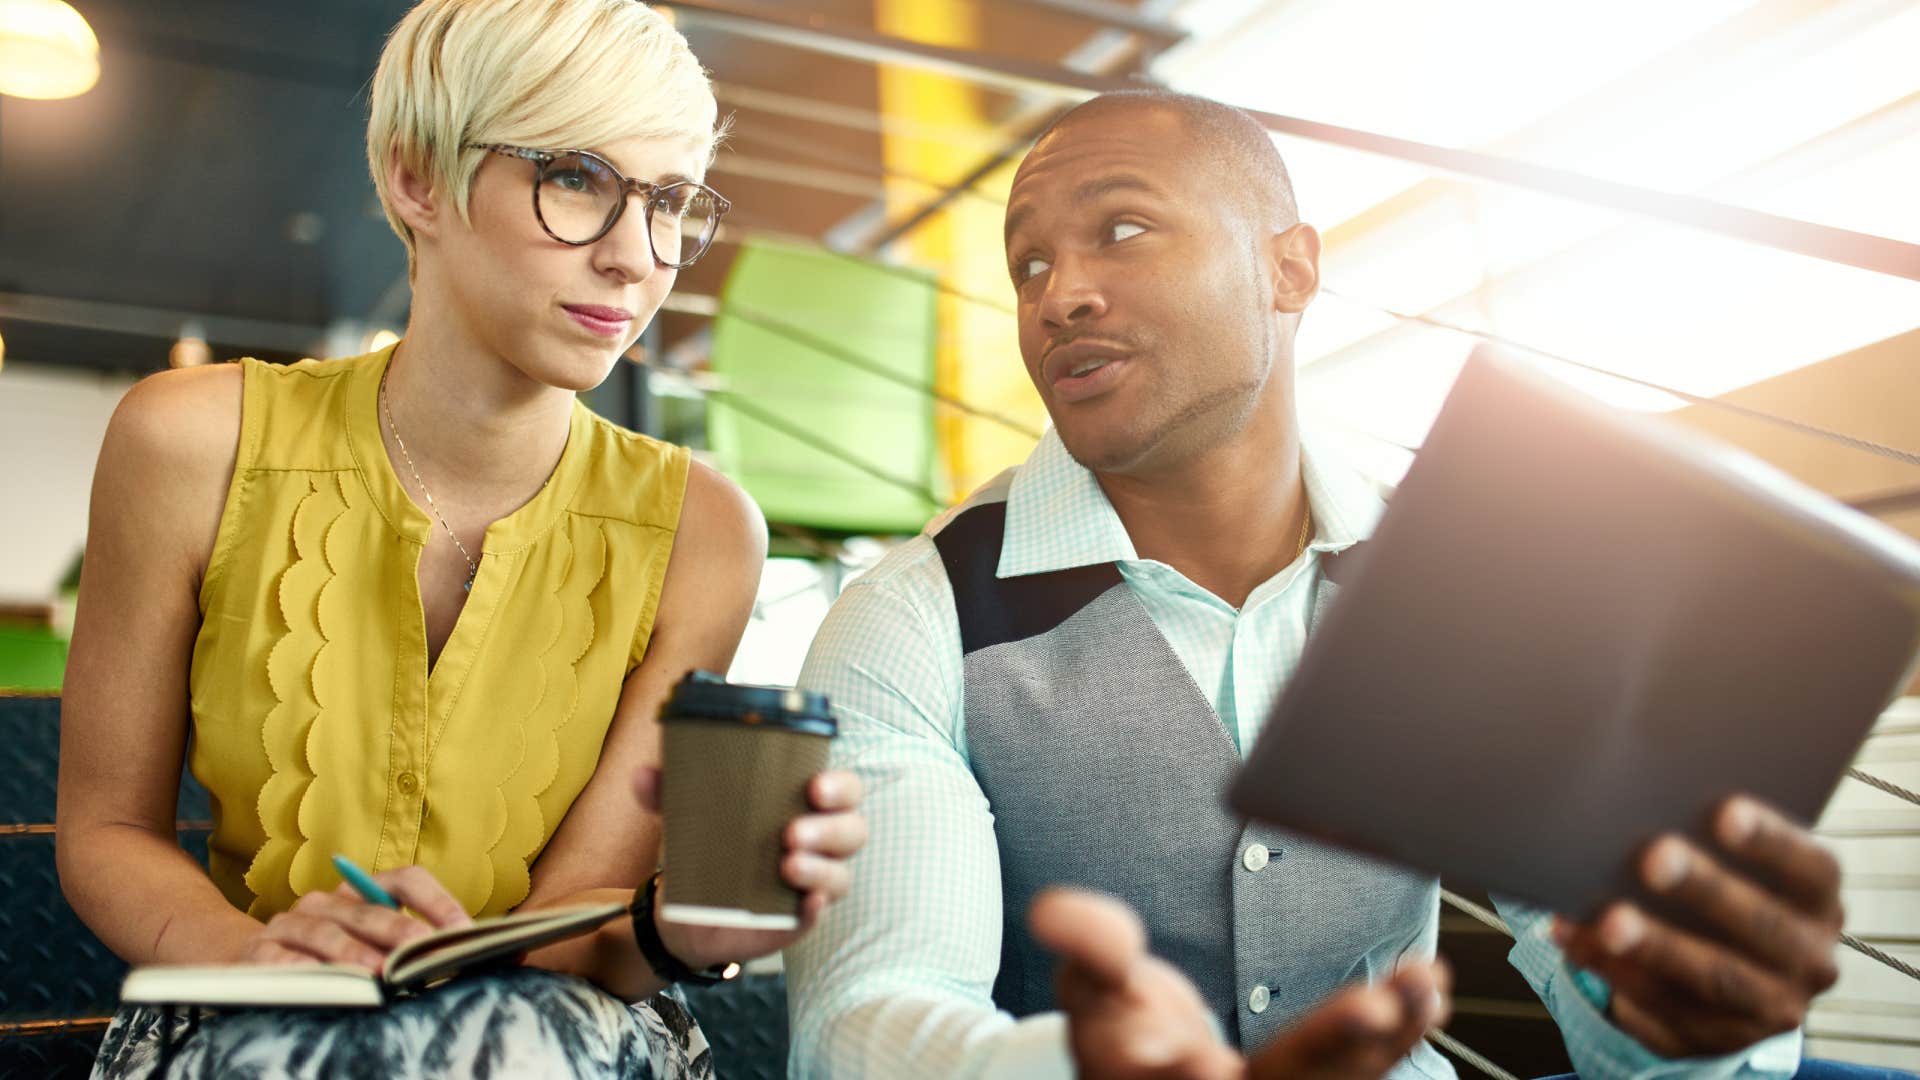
xmin=341 ymin=344 xmax=592 ymax=696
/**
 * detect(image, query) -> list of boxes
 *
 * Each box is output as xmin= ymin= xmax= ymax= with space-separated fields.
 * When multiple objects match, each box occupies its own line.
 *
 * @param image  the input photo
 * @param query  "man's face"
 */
xmin=1003 ymin=105 xmax=1276 ymax=475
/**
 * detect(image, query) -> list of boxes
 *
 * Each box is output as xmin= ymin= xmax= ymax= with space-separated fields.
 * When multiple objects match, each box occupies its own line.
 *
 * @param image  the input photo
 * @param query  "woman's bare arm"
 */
xmin=57 ymin=366 xmax=462 ymax=970
xmin=55 ymin=365 xmax=264 ymax=964
xmin=518 ymin=460 xmax=768 ymax=997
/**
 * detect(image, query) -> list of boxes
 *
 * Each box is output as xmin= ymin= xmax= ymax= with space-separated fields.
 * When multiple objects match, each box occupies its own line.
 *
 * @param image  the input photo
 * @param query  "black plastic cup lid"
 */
xmin=663 ymin=671 xmax=836 ymax=736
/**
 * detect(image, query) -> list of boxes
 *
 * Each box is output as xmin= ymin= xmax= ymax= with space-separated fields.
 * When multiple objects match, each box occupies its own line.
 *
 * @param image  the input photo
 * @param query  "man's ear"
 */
xmin=384 ymin=144 xmax=441 ymax=242
xmin=1267 ymin=222 xmax=1321 ymax=315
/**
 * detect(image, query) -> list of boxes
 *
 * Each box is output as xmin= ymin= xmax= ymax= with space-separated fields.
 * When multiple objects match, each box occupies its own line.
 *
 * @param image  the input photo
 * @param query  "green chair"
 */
xmin=708 ymin=240 xmax=944 ymax=535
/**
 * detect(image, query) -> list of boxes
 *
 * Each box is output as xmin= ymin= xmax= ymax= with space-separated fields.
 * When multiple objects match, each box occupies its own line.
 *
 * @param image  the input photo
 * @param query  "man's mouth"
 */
xmin=1045 ymin=341 xmax=1133 ymax=403
xmin=1044 ymin=340 xmax=1130 ymax=387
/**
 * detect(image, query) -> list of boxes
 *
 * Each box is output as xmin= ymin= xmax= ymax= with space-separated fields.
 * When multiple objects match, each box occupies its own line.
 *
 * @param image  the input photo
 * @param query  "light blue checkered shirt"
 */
xmin=785 ymin=428 xmax=1802 ymax=1080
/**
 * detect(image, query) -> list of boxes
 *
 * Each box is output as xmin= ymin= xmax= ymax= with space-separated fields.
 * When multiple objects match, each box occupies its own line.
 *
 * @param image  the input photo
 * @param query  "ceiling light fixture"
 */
xmin=0 ymin=0 xmax=101 ymax=101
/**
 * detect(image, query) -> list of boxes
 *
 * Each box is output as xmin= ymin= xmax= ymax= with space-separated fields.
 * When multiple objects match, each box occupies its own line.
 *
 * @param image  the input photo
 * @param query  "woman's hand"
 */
xmin=635 ymin=766 xmax=867 ymax=969
xmin=233 ymin=865 xmax=474 ymax=972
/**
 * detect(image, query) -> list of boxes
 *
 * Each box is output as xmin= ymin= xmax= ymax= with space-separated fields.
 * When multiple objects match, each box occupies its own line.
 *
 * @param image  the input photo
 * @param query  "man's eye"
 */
xmin=1015 ymin=256 xmax=1050 ymax=284
xmin=1109 ymin=222 xmax=1146 ymax=242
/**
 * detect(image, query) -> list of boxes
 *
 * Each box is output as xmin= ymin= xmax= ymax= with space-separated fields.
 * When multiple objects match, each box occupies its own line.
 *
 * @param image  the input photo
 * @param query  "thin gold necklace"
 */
xmin=381 ymin=372 xmax=480 ymax=593
xmin=1293 ymin=504 xmax=1314 ymax=562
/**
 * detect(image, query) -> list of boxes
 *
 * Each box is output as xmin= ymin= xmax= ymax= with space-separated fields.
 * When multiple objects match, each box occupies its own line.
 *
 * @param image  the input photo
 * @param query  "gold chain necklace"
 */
xmin=1293 ymin=504 xmax=1313 ymax=562
xmin=380 ymin=373 xmax=480 ymax=593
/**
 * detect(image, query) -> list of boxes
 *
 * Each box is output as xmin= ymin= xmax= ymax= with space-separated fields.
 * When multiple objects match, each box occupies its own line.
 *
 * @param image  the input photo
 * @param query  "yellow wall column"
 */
xmin=874 ymin=1 xmax=1046 ymax=501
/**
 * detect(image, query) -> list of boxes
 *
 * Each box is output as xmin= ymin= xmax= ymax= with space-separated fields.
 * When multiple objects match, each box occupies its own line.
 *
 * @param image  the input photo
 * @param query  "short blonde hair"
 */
xmin=367 ymin=0 xmax=721 ymax=267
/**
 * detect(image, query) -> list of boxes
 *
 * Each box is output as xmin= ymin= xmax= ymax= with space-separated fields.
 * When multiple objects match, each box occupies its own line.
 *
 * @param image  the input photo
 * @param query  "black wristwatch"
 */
xmin=630 ymin=871 xmax=739 ymax=987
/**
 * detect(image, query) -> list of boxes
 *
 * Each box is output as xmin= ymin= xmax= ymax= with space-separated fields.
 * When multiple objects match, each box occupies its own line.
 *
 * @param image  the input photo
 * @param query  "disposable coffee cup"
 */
xmin=658 ymin=671 xmax=836 ymax=929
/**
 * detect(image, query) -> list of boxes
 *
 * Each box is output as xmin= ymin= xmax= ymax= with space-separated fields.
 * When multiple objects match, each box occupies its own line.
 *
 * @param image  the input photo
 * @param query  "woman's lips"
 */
xmin=563 ymin=304 xmax=634 ymax=338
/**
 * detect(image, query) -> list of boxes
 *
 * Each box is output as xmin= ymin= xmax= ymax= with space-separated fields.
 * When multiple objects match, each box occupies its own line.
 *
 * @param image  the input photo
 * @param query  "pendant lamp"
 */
xmin=0 ymin=0 xmax=100 ymax=100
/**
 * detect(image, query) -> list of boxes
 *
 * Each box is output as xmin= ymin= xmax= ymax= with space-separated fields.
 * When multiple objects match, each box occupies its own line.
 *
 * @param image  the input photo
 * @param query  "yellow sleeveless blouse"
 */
xmin=187 ymin=345 xmax=689 ymax=919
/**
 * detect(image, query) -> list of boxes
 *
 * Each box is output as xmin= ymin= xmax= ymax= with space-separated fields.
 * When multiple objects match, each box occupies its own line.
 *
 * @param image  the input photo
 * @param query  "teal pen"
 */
xmin=331 ymin=853 xmax=400 ymax=909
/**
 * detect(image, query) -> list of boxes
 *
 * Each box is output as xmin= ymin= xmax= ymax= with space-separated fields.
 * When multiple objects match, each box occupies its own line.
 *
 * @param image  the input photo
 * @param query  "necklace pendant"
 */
xmin=462 ymin=578 xmax=473 ymax=594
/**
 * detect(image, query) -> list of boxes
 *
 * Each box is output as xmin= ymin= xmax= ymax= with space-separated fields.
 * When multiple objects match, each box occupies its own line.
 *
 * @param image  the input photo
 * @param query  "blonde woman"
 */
xmin=56 ymin=2 xmax=865 ymax=1076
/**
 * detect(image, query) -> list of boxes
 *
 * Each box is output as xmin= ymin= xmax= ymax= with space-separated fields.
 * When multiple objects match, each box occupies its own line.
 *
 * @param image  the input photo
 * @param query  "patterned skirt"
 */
xmin=90 ymin=969 xmax=712 ymax=1079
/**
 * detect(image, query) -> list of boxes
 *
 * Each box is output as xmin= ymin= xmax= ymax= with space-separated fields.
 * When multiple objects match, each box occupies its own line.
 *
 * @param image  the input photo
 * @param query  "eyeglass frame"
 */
xmin=469 ymin=143 xmax=731 ymax=267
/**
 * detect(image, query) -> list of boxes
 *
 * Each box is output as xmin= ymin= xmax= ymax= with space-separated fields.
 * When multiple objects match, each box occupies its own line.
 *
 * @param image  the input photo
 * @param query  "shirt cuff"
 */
xmin=1542 ymin=957 xmax=1802 ymax=1080
xmin=972 ymin=1011 xmax=1075 ymax=1080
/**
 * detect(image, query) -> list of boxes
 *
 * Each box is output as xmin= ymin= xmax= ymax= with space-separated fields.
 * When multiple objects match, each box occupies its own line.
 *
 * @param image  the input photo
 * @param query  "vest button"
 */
xmin=1248 ymin=984 xmax=1271 ymax=1014
xmin=396 ymin=771 xmax=419 ymax=796
xmin=1241 ymin=843 xmax=1270 ymax=872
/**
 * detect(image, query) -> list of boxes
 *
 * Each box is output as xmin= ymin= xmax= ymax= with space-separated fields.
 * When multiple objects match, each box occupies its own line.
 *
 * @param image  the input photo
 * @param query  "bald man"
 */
xmin=785 ymin=91 xmax=1843 ymax=1080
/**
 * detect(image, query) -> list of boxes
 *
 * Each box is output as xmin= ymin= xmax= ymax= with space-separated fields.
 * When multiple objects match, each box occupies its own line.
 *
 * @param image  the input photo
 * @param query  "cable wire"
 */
xmin=718 ymin=303 xmax=1043 ymax=439
xmin=703 ymin=388 xmax=944 ymax=511
xmin=1841 ymin=934 xmax=1920 ymax=984
xmin=1847 ymin=766 xmax=1920 ymax=809
xmin=1441 ymin=890 xmax=1513 ymax=937
xmin=1429 ymin=1029 xmax=1522 ymax=1080
xmin=1317 ymin=288 xmax=1920 ymax=470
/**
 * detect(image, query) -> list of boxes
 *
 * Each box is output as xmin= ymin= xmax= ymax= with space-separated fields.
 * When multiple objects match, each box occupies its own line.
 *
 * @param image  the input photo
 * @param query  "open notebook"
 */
xmin=119 ymin=902 xmax=628 ymax=1008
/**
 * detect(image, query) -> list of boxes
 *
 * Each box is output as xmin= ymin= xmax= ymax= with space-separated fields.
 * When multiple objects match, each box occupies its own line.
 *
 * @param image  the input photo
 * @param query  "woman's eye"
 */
xmin=1109 ymin=222 xmax=1146 ymax=242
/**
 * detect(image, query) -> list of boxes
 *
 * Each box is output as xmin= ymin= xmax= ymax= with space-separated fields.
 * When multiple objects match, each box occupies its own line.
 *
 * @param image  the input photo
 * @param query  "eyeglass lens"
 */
xmin=535 ymin=151 xmax=721 ymax=264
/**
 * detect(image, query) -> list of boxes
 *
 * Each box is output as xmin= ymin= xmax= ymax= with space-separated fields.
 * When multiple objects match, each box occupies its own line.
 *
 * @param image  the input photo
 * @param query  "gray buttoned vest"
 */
xmin=933 ymin=493 xmax=1451 ymax=1076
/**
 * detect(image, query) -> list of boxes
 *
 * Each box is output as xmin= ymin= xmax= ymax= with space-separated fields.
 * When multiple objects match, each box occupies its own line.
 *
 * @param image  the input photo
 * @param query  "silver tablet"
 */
xmin=1227 ymin=348 xmax=1920 ymax=920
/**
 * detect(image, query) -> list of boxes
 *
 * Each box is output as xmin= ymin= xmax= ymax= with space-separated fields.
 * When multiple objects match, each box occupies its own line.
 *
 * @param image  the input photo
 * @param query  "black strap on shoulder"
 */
xmin=934 ymin=500 xmax=1367 ymax=654
xmin=933 ymin=501 xmax=1123 ymax=656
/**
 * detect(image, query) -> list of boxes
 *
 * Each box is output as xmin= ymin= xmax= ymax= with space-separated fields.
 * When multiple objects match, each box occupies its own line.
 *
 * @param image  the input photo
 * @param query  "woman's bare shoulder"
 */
xmin=679 ymin=459 xmax=768 ymax=568
xmin=104 ymin=364 xmax=244 ymax=477
xmin=94 ymin=364 xmax=245 ymax=570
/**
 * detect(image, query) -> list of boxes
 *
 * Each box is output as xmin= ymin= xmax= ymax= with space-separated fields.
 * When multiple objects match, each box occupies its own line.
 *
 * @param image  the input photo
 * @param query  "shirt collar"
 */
xmin=996 ymin=426 xmax=1388 ymax=580
xmin=1300 ymin=431 xmax=1387 ymax=554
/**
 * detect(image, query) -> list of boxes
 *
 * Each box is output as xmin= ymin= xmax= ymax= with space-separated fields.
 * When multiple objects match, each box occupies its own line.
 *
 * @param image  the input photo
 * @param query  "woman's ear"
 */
xmin=384 ymin=143 xmax=440 ymax=242
xmin=1268 ymin=221 xmax=1321 ymax=315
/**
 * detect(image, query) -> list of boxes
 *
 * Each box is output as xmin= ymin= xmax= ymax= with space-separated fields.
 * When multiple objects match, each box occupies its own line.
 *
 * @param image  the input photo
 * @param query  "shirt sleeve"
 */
xmin=783 ymin=566 xmax=1075 ymax=1080
xmin=1493 ymin=896 xmax=1803 ymax=1080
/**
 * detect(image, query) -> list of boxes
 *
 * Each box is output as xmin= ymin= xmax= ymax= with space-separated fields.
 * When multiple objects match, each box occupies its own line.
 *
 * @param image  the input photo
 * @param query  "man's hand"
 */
xmin=1030 ymin=887 xmax=1450 ymax=1080
xmin=1554 ymin=795 xmax=1844 ymax=1057
xmin=1244 ymin=960 xmax=1452 ymax=1080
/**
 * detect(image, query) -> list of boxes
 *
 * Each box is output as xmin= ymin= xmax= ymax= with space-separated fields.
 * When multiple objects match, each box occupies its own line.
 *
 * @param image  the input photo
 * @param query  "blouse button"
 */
xmin=396 ymin=771 xmax=419 ymax=796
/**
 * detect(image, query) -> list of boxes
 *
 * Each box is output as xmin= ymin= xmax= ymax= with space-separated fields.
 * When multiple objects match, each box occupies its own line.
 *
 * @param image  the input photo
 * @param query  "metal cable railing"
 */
xmin=1312 ymin=288 xmax=1920 ymax=471
xmin=690 ymin=192 xmax=1920 ymax=1002
xmin=1304 ymin=295 xmax=1920 ymax=991
xmin=676 ymin=307 xmax=1920 ymax=1080
xmin=671 ymin=0 xmax=1920 ymax=284
xmin=685 ymin=303 xmax=1920 ymax=1046
xmin=700 ymin=387 xmax=945 ymax=511
xmin=1846 ymin=766 xmax=1920 ymax=810
xmin=1430 ymin=1028 xmax=1523 ymax=1080
xmin=715 ymin=303 xmax=1044 ymax=441
xmin=728 ymin=226 xmax=1920 ymax=474
xmin=1444 ymin=882 xmax=1920 ymax=990
xmin=1441 ymin=889 xmax=1512 ymax=937
xmin=1842 ymin=936 xmax=1920 ymax=984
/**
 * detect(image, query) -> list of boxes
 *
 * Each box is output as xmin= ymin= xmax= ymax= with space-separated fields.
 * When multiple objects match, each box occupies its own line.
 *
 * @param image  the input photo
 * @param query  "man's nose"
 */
xmin=1038 ymin=254 xmax=1108 ymax=330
